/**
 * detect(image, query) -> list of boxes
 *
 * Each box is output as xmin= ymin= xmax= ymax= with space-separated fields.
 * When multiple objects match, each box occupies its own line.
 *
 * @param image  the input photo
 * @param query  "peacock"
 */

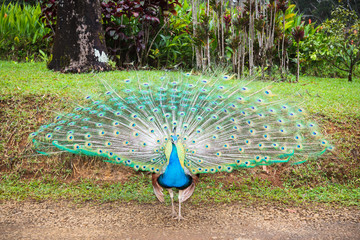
xmin=29 ymin=72 xmax=332 ymax=220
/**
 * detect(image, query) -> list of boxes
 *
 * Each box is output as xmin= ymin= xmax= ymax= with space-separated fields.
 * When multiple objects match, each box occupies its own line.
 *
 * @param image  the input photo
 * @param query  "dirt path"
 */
xmin=0 ymin=201 xmax=359 ymax=240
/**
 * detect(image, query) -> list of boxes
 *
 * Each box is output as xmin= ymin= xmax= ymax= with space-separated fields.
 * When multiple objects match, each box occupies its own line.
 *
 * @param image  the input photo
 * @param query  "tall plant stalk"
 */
xmin=292 ymin=26 xmax=304 ymax=82
xmin=281 ymin=13 xmax=286 ymax=79
xmin=296 ymin=44 xmax=299 ymax=82
xmin=221 ymin=0 xmax=225 ymax=62
xmin=277 ymin=0 xmax=289 ymax=80
xmin=191 ymin=0 xmax=202 ymax=69
xmin=248 ymin=1 xmax=254 ymax=75
xmin=207 ymin=0 xmax=211 ymax=68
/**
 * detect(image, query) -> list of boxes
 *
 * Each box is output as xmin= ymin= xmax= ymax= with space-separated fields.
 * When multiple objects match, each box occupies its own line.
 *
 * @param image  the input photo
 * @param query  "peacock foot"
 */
xmin=174 ymin=215 xmax=185 ymax=221
xmin=170 ymin=211 xmax=177 ymax=218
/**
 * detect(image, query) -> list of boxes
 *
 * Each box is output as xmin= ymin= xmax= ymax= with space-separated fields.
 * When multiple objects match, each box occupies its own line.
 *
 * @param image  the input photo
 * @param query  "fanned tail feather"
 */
xmin=30 ymin=72 xmax=333 ymax=174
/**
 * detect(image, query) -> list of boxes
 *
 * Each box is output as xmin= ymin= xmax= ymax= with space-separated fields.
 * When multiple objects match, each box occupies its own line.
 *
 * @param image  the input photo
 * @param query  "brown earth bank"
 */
xmin=0 ymin=201 xmax=359 ymax=240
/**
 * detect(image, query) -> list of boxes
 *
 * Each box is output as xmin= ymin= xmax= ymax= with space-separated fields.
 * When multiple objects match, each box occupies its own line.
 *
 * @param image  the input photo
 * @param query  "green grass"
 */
xmin=1 ymin=61 xmax=359 ymax=122
xmin=1 ymin=173 xmax=359 ymax=206
xmin=0 ymin=173 xmax=156 ymax=203
xmin=269 ymin=76 xmax=360 ymax=123
xmin=0 ymin=60 xmax=359 ymax=207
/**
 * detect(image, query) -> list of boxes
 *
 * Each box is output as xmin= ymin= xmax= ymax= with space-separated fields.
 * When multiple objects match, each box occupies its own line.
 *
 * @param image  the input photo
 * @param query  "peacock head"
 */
xmin=171 ymin=126 xmax=178 ymax=143
xmin=171 ymin=134 xmax=178 ymax=144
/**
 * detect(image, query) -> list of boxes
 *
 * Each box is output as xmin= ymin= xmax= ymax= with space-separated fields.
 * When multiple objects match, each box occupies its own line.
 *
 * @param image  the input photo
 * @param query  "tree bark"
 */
xmin=48 ymin=0 xmax=110 ymax=73
xmin=348 ymin=64 xmax=353 ymax=82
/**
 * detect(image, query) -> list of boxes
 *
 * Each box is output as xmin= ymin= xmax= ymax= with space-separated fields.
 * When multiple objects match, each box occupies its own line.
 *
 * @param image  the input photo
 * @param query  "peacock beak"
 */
xmin=171 ymin=127 xmax=178 ymax=143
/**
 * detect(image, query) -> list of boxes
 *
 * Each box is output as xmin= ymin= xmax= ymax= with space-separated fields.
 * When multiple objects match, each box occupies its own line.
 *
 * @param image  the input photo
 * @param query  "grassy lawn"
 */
xmin=0 ymin=61 xmax=359 ymax=207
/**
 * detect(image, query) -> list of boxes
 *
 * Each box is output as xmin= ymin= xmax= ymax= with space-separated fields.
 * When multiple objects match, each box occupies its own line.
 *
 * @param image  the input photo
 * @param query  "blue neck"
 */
xmin=167 ymin=143 xmax=182 ymax=169
xmin=157 ymin=143 xmax=191 ymax=189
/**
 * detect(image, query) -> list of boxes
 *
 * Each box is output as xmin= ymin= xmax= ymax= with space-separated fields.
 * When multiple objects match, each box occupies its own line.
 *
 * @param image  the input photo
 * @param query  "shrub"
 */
xmin=0 ymin=2 xmax=50 ymax=61
xmin=315 ymin=7 xmax=360 ymax=82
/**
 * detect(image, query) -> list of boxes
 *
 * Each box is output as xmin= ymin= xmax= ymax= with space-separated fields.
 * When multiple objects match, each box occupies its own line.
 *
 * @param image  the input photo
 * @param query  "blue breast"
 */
xmin=158 ymin=143 xmax=192 ymax=189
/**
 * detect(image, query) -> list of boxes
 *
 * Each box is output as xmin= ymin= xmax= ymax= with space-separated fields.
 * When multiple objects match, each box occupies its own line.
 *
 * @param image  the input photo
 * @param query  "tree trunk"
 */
xmin=348 ymin=64 xmax=353 ymax=82
xmin=48 ymin=0 xmax=110 ymax=73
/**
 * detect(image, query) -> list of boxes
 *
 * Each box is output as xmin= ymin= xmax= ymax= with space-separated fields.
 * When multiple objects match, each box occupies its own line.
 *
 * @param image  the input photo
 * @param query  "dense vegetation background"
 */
xmin=1 ymin=0 xmax=359 ymax=80
xmin=294 ymin=0 xmax=359 ymax=22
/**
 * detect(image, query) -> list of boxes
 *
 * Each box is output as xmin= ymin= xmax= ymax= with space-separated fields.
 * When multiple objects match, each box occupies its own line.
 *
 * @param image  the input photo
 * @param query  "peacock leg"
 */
xmin=175 ymin=190 xmax=185 ymax=221
xmin=167 ymin=189 xmax=177 ymax=217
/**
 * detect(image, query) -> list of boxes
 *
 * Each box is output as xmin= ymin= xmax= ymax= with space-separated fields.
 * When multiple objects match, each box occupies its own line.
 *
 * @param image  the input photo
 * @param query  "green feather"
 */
xmin=30 ymin=73 xmax=332 ymax=174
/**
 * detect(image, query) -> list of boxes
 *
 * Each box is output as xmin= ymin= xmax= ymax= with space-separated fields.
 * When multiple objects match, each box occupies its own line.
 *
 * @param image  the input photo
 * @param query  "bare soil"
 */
xmin=1 ymin=201 xmax=359 ymax=240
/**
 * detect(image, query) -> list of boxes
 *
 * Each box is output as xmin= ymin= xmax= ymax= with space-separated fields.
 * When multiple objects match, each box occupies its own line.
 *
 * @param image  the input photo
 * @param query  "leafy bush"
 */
xmin=292 ymin=7 xmax=360 ymax=80
xmin=0 ymin=2 xmax=50 ymax=61
xmin=101 ymin=0 xmax=180 ymax=68
xmin=297 ymin=27 xmax=349 ymax=78
xmin=147 ymin=0 xmax=193 ymax=68
xmin=313 ymin=7 xmax=360 ymax=82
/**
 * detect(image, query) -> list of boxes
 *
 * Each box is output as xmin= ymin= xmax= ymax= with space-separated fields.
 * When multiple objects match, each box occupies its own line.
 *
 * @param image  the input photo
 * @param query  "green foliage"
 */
xmin=308 ymin=7 xmax=360 ymax=81
xmin=0 ymin=2 xmax=50 ymax=61
xmin=295 ymin=0 xmax=360 ymax=25
xmin=149 ymin=33 xmax=192 ymax=68
xmin=98 ymin=0 xmax=181 ymax=68
xmin=148 ymin=1 xmax=193 ymax=68
xmin=175 ymin=0 xmax=318 ymax=77
xmin=0 ymin=0 xmax=359 ymax=78
xmin=276 ymin=4 xmax=339 ymax=79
